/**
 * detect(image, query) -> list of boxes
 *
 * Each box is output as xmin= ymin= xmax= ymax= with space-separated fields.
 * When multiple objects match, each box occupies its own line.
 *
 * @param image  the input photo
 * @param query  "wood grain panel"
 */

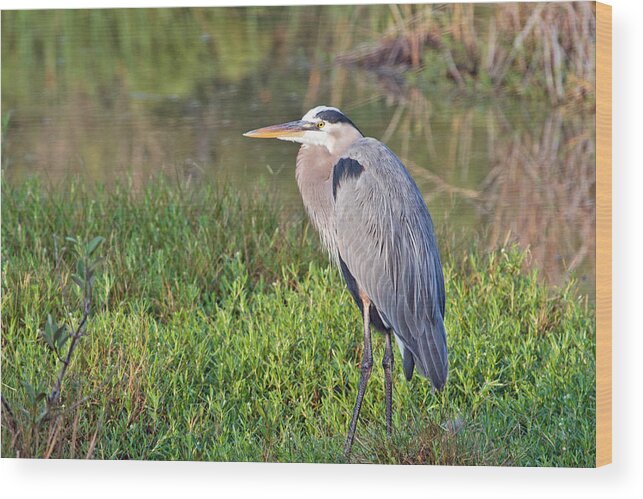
xmin=595 ymin=1 xmax=612 ymax=468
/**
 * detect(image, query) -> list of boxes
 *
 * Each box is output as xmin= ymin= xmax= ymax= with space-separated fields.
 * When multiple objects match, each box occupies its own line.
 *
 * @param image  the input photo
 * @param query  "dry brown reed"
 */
xmin=337 ymin=2 xmax=596 ymax=104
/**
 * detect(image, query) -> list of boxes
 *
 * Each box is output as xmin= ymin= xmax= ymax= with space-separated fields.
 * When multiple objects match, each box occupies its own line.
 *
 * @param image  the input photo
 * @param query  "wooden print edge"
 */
xmin=595 ymin=1 xmax=612 ymax=468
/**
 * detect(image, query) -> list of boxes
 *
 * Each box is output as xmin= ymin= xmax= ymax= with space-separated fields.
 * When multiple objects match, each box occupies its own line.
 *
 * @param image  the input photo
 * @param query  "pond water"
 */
xmin=1 ymin=6 xmax=596 ymax=298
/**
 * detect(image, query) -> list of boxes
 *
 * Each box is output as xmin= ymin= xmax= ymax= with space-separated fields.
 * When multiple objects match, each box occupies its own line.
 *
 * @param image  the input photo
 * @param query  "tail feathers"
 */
xmin=403 ymin=318 xmax=448 ymax=391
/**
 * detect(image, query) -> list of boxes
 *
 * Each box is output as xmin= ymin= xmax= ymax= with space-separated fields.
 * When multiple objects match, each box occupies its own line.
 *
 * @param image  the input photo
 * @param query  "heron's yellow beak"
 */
xmin=243 ymin=120 xmax=313 ymax=139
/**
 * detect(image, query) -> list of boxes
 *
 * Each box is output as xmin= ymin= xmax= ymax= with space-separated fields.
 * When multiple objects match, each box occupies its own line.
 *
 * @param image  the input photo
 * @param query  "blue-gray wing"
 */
xmin=333 ymin=138 xmax=448 ymax=389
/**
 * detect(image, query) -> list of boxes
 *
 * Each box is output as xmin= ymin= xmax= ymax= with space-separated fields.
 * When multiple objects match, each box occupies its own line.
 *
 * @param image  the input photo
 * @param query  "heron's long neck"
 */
xmin=295 ymin=144 xmax=339 ymax=263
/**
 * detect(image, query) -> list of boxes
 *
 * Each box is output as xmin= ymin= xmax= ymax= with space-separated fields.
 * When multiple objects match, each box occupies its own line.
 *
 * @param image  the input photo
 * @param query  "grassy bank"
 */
xmin=1 ymin=178 xmax=595 ymax=465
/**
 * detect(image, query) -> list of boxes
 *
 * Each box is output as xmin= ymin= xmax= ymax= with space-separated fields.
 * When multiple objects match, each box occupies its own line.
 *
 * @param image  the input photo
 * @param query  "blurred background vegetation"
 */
xmin=1 ymin=3 xmax=596 ymax=293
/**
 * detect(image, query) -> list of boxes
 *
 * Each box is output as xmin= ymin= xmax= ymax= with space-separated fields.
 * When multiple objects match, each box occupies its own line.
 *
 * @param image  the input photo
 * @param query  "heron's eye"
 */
xmin=317 ymin=121 xmax=325 ymax=129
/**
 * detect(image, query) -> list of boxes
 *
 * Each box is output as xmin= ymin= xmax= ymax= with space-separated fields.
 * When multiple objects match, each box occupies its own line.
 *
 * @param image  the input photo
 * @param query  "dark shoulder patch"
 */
xmin=332 ymin=157 xmax=364 ymax=200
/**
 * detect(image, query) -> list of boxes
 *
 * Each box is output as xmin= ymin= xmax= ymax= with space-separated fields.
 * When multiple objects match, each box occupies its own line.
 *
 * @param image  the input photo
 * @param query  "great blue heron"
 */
xmin=244 ymin=106 xmax=448 ymax=457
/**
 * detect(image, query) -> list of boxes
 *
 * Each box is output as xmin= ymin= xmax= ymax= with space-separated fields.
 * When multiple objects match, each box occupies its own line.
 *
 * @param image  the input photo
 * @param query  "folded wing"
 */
xmin=332 ymin=138 xmax=448 ymax=389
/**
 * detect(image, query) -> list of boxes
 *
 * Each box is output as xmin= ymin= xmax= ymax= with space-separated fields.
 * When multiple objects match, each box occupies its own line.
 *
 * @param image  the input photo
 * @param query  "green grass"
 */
xmin=1 ymin=177 xmax=595 ymax=465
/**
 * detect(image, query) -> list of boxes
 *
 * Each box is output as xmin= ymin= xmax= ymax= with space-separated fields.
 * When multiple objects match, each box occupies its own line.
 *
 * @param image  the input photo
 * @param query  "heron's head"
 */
xmin=243 ymin=106 xmax=363 ymax=155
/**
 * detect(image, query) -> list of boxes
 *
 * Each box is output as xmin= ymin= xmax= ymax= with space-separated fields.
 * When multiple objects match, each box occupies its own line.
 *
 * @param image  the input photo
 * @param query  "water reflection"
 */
xmin=1 ymin=6 xmax=595 ymax=298
xmin=478 ymin=106 xmax=595 ymax=285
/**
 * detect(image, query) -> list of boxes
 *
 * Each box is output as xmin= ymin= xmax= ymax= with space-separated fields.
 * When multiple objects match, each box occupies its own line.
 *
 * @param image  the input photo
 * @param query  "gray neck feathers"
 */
xmin=295 ymin=144 xmax=339 ymax=264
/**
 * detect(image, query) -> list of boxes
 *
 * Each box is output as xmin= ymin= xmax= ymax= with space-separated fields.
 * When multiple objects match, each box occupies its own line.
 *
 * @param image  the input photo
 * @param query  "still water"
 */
xmin=1 ymin=6 xmax=595 ymax=298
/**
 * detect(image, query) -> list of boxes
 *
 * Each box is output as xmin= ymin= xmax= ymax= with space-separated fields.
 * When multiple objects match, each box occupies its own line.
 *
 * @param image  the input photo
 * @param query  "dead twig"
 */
xmin=1 ymin=394 xmax=19 ymax=439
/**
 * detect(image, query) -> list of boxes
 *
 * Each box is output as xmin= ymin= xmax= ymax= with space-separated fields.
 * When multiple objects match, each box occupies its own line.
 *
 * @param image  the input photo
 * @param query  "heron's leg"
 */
xmin=344 ymin=299 xmax=373 ymax=458
xmin=383 ymin=330 xmax=393 ymax=437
